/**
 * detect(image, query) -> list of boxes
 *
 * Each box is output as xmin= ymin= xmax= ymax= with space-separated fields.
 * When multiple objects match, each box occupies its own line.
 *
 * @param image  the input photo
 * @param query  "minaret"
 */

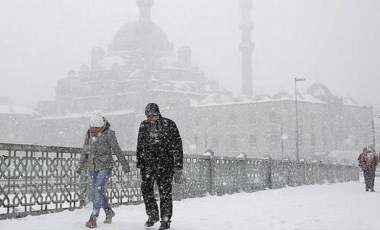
xmin=136 ymin=0 xmax=153 ymax=23
xmin=136 ymin=0 xmax=154 ymax=94
xmin=239 ymin=0 xmax=254 ymax=98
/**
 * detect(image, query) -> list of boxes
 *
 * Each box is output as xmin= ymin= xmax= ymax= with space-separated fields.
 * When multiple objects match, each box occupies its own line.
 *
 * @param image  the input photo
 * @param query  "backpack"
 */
xmin=363 ymin=152 xmax=375 ymax=167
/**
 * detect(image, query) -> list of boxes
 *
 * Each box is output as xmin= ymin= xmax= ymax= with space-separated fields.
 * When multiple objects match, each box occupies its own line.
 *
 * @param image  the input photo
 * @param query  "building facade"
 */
xmin=0 ymin=97 xmax=37 ymax=144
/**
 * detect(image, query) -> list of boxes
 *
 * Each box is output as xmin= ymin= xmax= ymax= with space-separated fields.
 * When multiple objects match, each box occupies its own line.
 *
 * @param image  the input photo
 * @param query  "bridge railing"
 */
xmin=0 ymin=143 xmax=359 ymax=220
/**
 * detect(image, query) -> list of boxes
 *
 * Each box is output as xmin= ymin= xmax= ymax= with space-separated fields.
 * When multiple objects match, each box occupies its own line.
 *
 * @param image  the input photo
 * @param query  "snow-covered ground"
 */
xmin=1 ymin=176 xmax=379 ymax=230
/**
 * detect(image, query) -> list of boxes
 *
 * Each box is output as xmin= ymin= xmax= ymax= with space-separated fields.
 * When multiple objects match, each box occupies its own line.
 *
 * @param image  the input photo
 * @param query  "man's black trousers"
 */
xmin=140 ymin=165 xmax=174 ymax=221
xmin=363 ymin=167 xmax=376 ymax=190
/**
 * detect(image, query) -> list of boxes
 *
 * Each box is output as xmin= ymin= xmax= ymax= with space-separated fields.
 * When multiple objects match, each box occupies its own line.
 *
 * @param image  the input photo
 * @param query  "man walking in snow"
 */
xmin=359 ymin=146 xmax=378 ymax=192
xmin=136 ymin=103 xmax=183 ymax=230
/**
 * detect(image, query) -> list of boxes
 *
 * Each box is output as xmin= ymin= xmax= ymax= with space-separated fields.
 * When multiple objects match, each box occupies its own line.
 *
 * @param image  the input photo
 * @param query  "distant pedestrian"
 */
xmin=76 ymin=111 xmax=130 ymax=228
xmin=359 ymin=146 xmax=378 ymax=192
xmin=136 ymin=103 xmax=183 ymax=230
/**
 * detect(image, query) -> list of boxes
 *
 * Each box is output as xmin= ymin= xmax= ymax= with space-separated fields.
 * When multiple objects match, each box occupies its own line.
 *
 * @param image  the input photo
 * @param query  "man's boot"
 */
xmin=159 ymin=220 xmax=171 ymax=230
xmin=104 ymin=209 xmax=115 ymax=223
xmin=145 ymin=216 xmax=159 ymax=227
xmin=85 ymin=218 xmax=97 ymax=228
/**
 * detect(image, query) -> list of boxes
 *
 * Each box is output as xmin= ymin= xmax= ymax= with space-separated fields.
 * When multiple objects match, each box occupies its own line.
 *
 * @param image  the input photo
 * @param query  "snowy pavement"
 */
xmin=1 ymin=177 xmax=379 ymax=230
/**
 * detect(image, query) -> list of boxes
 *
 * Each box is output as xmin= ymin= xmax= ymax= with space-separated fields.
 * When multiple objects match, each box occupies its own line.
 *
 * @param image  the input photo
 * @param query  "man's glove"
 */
xmin=122 ymin=165 xmax=131 ymax=174
xmin=174 ymin=169 xmax=183 ymax=184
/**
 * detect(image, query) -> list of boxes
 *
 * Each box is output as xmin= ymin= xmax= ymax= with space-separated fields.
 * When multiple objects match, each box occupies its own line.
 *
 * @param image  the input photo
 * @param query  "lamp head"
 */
xmin=295 ymin=78 xmax=305 ymax=82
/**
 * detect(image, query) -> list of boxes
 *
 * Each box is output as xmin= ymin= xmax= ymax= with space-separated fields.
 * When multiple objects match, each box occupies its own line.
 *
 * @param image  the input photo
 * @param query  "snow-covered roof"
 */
xmin=151 ymin=88 xmax=207 ymax=96
xmin=298 ymin=94 xmax=327 ymax=104
xmin=162 ymin=80 xmax=194 ymax=89
xmin=192 ymin=92 xmax=328 ymax=108
xmin=36 ymin=109 xmax=135 ymax=120
xmin=0 ymin=105 xmax=36 ymax=115
xmin=192 ymin=82 xmax=368 ymax=108
xmin=342 ymin=97 xmax=359 ymax=106
xmin=94 ymin=56 xmax=126 ymax=70
xmin=160 ymin=66 xmax=189 ymax=70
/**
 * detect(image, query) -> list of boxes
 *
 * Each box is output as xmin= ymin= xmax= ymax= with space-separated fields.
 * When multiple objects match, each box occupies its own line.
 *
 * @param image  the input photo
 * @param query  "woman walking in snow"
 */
xmin=76 ymin=111 xmax=131 ymax=228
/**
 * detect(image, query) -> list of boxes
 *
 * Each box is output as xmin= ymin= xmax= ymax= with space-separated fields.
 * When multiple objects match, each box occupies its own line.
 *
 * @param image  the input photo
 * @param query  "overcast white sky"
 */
xmin=0 ymin=0 xmax=379 ymax=110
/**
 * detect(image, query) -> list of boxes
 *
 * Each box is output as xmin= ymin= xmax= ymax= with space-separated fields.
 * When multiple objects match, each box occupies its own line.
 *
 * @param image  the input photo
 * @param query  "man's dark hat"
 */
xmin=145 ymin=103 xmax=160 ymax=116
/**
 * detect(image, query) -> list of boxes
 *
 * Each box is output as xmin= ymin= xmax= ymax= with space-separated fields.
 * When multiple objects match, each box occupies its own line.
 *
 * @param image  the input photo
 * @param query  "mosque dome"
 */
xmin=109 ymin=21 xmax=173 ymax=55
xmin=306 ymin=83 xmax=334 ymax=102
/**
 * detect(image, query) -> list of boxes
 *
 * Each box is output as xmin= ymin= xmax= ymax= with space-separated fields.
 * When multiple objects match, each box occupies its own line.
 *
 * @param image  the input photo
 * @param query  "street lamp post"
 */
xmin=372 ymin=117 xmax=376 ymax=148
xmin=372 ymin=114 xmax=379 ymax=149
xmin=294 ymin=77 xmax=305 ymax=161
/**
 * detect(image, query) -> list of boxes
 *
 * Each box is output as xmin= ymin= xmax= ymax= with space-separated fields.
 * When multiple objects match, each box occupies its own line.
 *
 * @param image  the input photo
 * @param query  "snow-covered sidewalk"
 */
xmin=1 ymin=177 xmax=379 ymax=230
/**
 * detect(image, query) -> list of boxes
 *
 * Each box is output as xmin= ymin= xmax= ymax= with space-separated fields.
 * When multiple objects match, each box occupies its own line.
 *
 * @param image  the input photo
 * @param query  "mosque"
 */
xmin=5 ymin=0 xmax=373 ymax=162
